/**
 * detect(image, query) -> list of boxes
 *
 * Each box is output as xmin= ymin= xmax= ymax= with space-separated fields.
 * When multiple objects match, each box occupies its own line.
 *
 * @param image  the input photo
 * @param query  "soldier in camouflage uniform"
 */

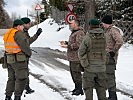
xmin=78 ymin=19 xmax=107 ymax=100
xmin=21 ymin=17 xmax=42 ymax=94
xmin=60 ymin=19 xmax=85 ymax=95
xmin=101 ymin=15 xmax=123 ymax=100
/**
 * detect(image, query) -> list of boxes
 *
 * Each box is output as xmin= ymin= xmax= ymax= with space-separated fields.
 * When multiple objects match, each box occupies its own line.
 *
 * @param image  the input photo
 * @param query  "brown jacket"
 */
xmin=67 ymin=28 xmax=85 ymax=61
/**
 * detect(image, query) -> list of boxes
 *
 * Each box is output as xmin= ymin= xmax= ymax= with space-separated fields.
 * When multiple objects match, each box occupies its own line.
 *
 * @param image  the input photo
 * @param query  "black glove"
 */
xmin=36 ymin=28 xmax=42 ymax=36
xmin=109 ymin=51 xmax=115 ymax=57
xmin=65 ymin=41 xmax=68 ymax=45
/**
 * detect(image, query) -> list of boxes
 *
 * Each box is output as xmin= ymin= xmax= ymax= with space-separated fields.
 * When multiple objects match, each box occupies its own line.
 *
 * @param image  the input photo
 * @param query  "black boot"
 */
xmin=14 ymin=96 xmax=21 ymax=100
xmin=25 ymin=84 xmax=35 ymax=94
xmin=71 ymin=84 xmax=78 ymax=93
xmin=72 ymin=84 xmax=84 ymax=96
xmin=72 ymin=89 xmax=84 ymax=95
xmin=5 ymin=95 xmax=12 ymax=100
xmin=108 ymin=91 xmax=118 ymax=100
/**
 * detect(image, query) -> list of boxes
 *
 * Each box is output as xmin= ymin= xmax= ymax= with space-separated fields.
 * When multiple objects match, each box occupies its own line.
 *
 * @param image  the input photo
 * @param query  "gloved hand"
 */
xmin=36 ymin=28 xmax=42 ymax=36
xmin=65 ymin=41 xmax=68 ymax=45
xmin=109 ymin=51 xmax=115 ymax=57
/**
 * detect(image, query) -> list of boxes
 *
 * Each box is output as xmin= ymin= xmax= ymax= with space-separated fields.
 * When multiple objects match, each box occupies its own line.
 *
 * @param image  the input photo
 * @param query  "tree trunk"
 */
xmin=84 ymin=0 xmax=95 ymax=32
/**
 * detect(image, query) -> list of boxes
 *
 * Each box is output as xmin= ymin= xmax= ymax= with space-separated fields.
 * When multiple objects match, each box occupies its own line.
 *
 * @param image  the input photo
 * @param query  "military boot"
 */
xmin=25 ymin=84 xmax=35 ymax=94
xmin=72 ymin=89 xmax=84 ymax=95
xmin=14 ymin=96 xmax=21 ymax=100
xmin=71 ymin=84 xmax=78 ymax=93
xmin=108 ymin=91 xmax=118 ymax=100
xmin=5 ymin=95 xmax=12 ymax=100
xmin=72 ymin=84 xmax=84 ymax=96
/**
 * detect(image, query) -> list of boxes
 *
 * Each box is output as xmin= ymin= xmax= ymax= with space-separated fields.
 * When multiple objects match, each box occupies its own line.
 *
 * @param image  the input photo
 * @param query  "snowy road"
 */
xmin=0 ymin=47 xmax=133 ymax=100
xmin=28 ymin=47 xmax=133 ymax=100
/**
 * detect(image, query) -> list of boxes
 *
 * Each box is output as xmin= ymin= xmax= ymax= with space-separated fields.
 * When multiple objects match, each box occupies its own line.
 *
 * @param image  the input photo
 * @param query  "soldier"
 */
xmin=4 ymin=19 xmax=29 ymax=100
xmin=78 ymin=19 xmax=107 ymax=100
xmin=21 ymin=17 xmax=42 ymax=94
xmin=101 ymin=15 xmax=123 ymax=100
xmin=59 ymin=19 xmax=85 ymax=95
xmin=4 ymin=19 xmax=42 ymax=100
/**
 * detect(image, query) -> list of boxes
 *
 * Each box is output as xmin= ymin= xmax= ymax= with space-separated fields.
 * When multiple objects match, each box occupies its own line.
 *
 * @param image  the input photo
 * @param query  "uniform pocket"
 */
xmin=16 ymin=54 xmax=27 ymax=62
xmin=6 ymin=54 xmax=16 ymax=64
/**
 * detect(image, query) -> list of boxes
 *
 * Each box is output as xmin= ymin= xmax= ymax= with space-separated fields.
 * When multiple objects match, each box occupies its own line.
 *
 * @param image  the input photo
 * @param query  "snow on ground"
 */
xmin=116 ymin=44 xmax=133 ymax=96
xmin=0 ymin=18 xmax=133 ymax=99
xmin=29 ymin=18 xmax=133 ymax=96
xmin=28 ymin=18 xmax=71 ymax=51
xmin=0 ymin=65 xmax=65 ymax=100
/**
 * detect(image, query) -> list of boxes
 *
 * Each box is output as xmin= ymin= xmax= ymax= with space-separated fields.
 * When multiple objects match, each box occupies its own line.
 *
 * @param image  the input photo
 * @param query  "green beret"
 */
xmin=21 ymin=17 xmax=31 ymax=24
xmin=13 ymin=19 xmax=24 ymax=27
xmin=89 ymin=19 xmax=100 ymax=25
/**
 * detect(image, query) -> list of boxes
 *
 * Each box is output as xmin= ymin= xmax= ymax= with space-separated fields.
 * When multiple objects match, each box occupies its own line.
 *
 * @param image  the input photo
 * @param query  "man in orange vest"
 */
xmin=4 ymin=19 xmax=31 ymax=100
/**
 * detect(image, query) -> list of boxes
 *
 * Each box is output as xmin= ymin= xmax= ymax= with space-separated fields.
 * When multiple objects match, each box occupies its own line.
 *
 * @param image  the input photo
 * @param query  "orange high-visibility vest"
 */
xmin=3 ymin=28 xmax=22 ymax=54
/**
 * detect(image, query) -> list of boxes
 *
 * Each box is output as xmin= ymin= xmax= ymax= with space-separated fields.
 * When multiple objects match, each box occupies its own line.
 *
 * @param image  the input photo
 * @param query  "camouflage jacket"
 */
xmin=67 ymin=27 xmax=85 ymax=62
xmin=105 ymin=25 xmax=123 ymax=62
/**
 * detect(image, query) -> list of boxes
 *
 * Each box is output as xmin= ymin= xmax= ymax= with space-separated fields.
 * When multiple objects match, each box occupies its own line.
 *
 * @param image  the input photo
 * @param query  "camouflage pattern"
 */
xmin=67 ymin=27 xmax=85 ymax=92
xmin=5 ymin=31 xmax=31 ymax=97
xmin=78 ymin=28 xmax=107 ymax=100
xmin=105 ymin=25 xmax=123 ymax=92
xmin=67 ymin=28 xmax=85 ymax=62
xmin=105 ymin=25 xmax=123 ymax=62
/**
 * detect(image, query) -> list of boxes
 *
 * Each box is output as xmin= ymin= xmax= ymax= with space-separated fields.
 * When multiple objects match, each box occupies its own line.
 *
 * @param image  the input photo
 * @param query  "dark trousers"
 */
xmin=106 ymin=55 xmax=117 ymax=92
xmin=69 ymin=61 xmax=83 ymax=87
xmin=106 ymin=70 xmax=116 ymax=91
xmin=83 ymin=72 xmax=107 ymax=100
xmin=5 ymin=61 xmax=28 ymax=96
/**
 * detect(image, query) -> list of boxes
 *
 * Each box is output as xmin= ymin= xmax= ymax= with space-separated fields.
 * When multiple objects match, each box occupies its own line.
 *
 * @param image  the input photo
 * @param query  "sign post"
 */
xmin=66 ymin=2 xmax=77 ymax=24
xmin=66 ymin=13 xmax=77 ymax=24
xmin=66 ymin=2 xmax=76 ymax=12
xmin=35 ymin=3 xmax=42 ymax=29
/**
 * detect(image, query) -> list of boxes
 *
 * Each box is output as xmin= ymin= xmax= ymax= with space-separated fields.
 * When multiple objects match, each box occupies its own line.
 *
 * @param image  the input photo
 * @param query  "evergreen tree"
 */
xmin=96 ymin=0 xmax=133 ymax=21
xmin=49 ymin=0 xmax=67 ymax=11
xmin=39 ymin=0 xmax=50 ymax=22
xmin=0 ymin=0 xmax=12 ymax=28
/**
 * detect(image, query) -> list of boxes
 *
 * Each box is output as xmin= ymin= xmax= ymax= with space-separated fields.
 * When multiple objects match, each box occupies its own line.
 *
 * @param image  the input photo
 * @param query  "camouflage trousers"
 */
xmin=83 ymin=71 xmax=107 ymax=100
xmin=69 ymin=61 xmax=83 ymax=87
xmin=5 ymin=61 xmax=28 ymax=96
